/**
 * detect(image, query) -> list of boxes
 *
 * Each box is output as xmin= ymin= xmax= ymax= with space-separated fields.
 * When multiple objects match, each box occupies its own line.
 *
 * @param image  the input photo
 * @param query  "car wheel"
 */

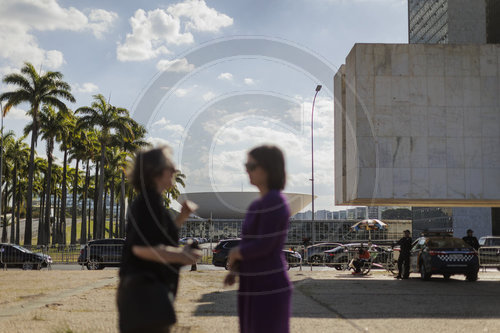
xmin=87 ymin=258 xmax=102 ymax=270
xmin=224 ymin=259 xmax=230 ymax=270
xmin=310 ymin=255 xmax=323 ymax=264
xmin=334 ymin=265 xmax=342 ymax=271
xmin=466 ymin=272 xmax=478 ymax=282
xmin=22 ymin=261 xmax=34 ymax=270
xmin=420 ymin=262 xmax=431 ymax=281
xmin=443 ymin=273 xmax=451 ymax=280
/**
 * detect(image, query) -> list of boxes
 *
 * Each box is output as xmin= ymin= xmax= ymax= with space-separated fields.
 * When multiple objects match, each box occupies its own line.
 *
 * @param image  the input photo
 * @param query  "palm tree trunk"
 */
xmin=24 ymin=116 xmax=38 ymax=245
xmin=119 ymin=172 xmax=126 ymax=237
xmin=10 ymin=167 xmax=17 ymax=243
xmin=60 ymin=148 xmax=68 ymax=244
xmin=80 ymin=160 xmax=90 ymax=244
xmin=96 ymin=145 xmax=105 ymax=240
xmin=2 ymin=191 xmax=7 ymax=242
xmin=15 ymin=191 xmax=21 ymax=244
xmin=109 ymin=174 xmax=115 ymax=238
xmin=45 ymin=144 xmax=53 ymax=245
xmin=37 ymin=177 xmax=46 ymax=245
xmin=71 ymin=160 xmax=79 ymax=244
xmin=115 ymin=194 xmax=119 ymax=238
xmin=87 ymin=195 xmax=91 ymax=240
xmin=93 ymin=161 xmax=99 ymax=239
xmin=103 ymin=185 xmax=108 ymax=239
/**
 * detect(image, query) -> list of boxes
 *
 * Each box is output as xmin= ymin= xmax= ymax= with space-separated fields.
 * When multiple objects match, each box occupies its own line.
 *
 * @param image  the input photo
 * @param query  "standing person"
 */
xmin=117 ymin=146 xmax=201 ymax=333
xmin=395 ymin=230 xmax=412 ymax=279
xmin=463 ymin=229 xmax=480 ymax=250
xmin=224 ymin=145 xmax=292 ymax=333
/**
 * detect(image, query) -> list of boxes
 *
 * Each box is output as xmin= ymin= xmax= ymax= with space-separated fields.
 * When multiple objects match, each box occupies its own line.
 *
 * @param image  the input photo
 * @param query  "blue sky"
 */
xmin=0 ymin=0 xmax=407 ymax=211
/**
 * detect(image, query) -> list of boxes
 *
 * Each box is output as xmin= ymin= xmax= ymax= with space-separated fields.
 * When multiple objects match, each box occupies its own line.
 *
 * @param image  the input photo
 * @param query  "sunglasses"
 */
xmin=244 ymin=162 xmax=258 ymax=172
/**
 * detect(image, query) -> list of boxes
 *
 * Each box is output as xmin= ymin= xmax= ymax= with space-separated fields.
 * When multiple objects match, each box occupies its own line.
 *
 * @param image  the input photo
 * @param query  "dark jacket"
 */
xmin=462 ymin=236 xmax=479 ymax=250
xmin=397 ymin=236 xmax=412 ymax=257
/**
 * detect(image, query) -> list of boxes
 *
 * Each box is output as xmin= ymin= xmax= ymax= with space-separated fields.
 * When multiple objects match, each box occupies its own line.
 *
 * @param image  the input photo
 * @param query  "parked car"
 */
xmin=409 ymin=233 xmax=479 ymax=281
xmin=324 ymin=243 xmax=393 ymax=270
xmin=0 ymin=243 xmax=52 ymax=270
xmin=305 ymin=242 xmax=343 ymax=263
xmin=478 ymin=236 xmax=500 ymax=271
xmin=78 ymin=238 xmax=125 ymax=270
xmin=212 ymin=239 xmax=242 ymax=269
xmin=212 ymin=239 xmax=302 ymax=270
xmin=479 ymin=236 xmax=500 ymax=247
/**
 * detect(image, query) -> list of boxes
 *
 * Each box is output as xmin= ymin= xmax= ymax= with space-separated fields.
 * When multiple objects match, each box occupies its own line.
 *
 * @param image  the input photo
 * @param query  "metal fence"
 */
xmin=478 ymin=246 xmax=500 ymax=268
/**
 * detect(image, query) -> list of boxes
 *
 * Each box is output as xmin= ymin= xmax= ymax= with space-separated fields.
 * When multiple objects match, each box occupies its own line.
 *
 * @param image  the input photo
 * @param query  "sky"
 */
xmin=0 ymin=0 xmax=408 ymax=212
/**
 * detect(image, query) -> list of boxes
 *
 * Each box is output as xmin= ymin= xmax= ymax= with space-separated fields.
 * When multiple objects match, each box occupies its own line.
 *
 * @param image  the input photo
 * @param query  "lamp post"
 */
xmin=311 ymin=85 xmax=321 ymax=245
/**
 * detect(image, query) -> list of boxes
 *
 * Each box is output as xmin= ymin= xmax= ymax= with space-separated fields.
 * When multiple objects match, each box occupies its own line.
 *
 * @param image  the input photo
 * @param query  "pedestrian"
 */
xmin=395 ymin=230 xmax=412 ymax=279
xmin=463 ymin=229 xmax=480 ymax=250
xmin=117 ymin=146 xmax=202 ymax=333
xmin=223 ymin=145 xmax=292 ymax=333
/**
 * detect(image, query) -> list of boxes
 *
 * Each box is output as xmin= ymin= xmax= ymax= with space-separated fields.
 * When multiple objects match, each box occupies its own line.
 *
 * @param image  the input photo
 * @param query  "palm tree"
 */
xmin=25 ymin=105 xmax=61 ymax=245
xmin=56 ymin=110 xmax=75 ymax=244
xmin=0 ymin=130 xmax=15 ymax=242
xmin=113 ymin=121 xmax=150 ymax=237
xmin=5 ymin=136 xmax=29 ymax=244
xmin=76 ymin=94 xmax=133 ymax=239
xmin=0 ymin=63 xmax=75 ymax=245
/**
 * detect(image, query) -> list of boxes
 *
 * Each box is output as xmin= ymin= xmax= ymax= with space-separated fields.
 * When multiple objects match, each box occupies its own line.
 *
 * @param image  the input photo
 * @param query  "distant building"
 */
xmin=355 ymin=207 xmax=367 ymax=219
xmin=409 ymin=0 xmax=500 ymax=44
xmin=332 ymin=211 xmax=340 ymax=219
xmin=339 ymin=211 xmax=347 ymax=219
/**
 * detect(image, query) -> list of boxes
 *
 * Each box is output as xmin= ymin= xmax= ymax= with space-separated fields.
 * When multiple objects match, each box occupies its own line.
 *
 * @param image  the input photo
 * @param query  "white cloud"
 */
xmin=3 ymin=106 xmax=29 ymax=121
xmin=117 ymin=1 xmax=233 ymax=62
xmin=243 ymin=78 xmax=255 ymax=85
xmin=0 ymin=0 xmax=117 ymax=69
xmin=151 ymin=117 xmax=185 ymax=136
xmin=203 ymin=92 xmax=215 ymax=101
xmin=174 ymin=88 xmax=188 ymax=97
xmin=156 ymin=58 xmax=195 ymax=72
xmin=217 ymin=72 xmax=233 ymax=81
xmin=167 ymin=0 xmax=233 ymax=32
xmin=74 ymin=82 xmax=99 ymax=94
xmin=88 ymin=9 xmax=119 ymax=39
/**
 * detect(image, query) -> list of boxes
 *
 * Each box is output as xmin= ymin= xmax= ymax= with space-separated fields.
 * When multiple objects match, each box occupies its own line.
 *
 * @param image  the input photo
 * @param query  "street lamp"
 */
xmin=311 ymin=84 xmax=321 ymax=245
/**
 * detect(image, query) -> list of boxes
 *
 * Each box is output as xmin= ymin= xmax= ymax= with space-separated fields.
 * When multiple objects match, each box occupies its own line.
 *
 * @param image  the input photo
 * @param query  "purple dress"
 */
xmin=238 ymin=190 xmax=292 ymax=333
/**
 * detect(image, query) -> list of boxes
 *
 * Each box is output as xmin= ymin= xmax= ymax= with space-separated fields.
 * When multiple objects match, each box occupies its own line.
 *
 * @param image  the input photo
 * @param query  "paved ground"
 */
xmin=0 ymin=268 xmax=499 ymax=332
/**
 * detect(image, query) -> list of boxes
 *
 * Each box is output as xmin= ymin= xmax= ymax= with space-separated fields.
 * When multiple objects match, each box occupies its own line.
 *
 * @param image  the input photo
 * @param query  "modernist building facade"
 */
xmin=334 ymin=0 xmax=500 ymax=238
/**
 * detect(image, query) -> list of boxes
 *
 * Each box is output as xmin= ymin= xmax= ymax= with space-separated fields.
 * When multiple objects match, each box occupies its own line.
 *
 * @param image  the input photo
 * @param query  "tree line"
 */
xmin=0 ymin=62 xmax=184 ymax=246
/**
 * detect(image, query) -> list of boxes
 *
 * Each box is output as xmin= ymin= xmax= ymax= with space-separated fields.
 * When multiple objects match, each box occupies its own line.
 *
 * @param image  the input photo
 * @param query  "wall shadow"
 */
xmin=193 ymin=276 xmax=500 ymax=319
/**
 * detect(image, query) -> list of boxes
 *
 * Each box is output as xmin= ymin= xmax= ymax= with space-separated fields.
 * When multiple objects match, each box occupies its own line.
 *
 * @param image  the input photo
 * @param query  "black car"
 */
xmin=78 ymin=238 xmax=125 ymax=270
xmin=305 ymin=242 xmax=342 ymax=263
xmin=409 ymin=234 xmax=479 ymax=281
xmin=0 ymin=243 xmax=52 ymax=270
xmin=212 ymin=239 xmax=241 ymax=269
xmin=212 ymin=239 xmax=303 ymax=270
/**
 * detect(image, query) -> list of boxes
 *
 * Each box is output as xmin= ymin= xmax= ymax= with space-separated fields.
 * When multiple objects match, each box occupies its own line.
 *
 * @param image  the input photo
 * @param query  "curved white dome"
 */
xmin=177 ymin=192 xmax=314 ymax=219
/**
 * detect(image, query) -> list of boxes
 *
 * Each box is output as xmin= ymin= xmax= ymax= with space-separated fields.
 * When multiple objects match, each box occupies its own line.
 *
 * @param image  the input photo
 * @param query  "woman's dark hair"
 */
xmin=248 ymin=145 xmax=286 ymax=190
xmin=128 ymin=146 xmax=175 ymax=192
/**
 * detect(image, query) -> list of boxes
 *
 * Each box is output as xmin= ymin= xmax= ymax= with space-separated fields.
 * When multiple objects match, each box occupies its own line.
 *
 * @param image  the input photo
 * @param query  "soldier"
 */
xmin=463 ymin=229 xmax=479 ymax=250
xmin=395 ymin=230 xmax=412 ymax=279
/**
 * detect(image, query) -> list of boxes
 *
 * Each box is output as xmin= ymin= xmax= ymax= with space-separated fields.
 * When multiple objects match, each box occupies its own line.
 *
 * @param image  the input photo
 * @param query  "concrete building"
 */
xmin=409 ymin=0 xmax=500 ymax=44
xmin=334 ymin=1 xmax=500 ymax=238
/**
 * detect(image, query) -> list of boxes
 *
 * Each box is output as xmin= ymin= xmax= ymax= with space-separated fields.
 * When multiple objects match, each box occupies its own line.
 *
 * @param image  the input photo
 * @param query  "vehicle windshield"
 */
xmin=486 ymin=238 xmax=500 ymax=246
xmin=12 ymin=245 xmax=30 ymax=253
xmin=425 ymin=237 xmax=471 ymax=249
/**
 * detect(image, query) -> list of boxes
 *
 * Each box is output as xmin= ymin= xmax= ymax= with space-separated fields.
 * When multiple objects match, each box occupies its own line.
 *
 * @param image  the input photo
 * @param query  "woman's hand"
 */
xmin=176 ymin=246 xmax=202 ymax=265
xmin=223 ymin=271 xmax=237 ymax=287
xmin=227 ymin=246 xmax=243 ymax=269
xmin=175 ymin=200 xmax=198 ymax=227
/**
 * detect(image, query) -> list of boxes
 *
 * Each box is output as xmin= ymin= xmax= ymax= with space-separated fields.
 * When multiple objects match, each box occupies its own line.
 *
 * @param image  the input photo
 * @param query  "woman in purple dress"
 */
xmin=224 ymin=145 xmax=292 ymax=333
